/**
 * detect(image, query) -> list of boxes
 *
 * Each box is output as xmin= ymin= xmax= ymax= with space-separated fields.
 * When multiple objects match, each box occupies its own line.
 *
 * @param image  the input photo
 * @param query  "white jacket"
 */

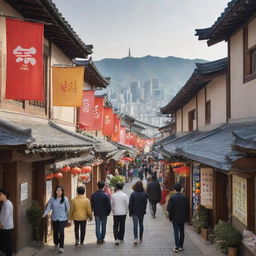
xmin=111 ymin=190 xmax=129 ymax=216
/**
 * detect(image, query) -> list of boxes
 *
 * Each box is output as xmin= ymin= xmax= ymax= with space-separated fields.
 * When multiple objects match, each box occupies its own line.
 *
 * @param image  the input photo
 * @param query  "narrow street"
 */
xmin=34 ymin=180 xmax=222 ymax=256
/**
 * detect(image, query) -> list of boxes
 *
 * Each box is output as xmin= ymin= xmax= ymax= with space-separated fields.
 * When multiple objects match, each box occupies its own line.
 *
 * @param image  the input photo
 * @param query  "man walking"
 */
xmin=70 ymin=186 xmax=92 ymax=246
xmin=111 ymin=183 xmax=128 ymax=245
xmin=91 ymin=181 xmax=111 ymax=244
xmin=146 ymin=172 xmax=161 ymax=218
xmin=167 ymin=183 xmax=189 ymax=253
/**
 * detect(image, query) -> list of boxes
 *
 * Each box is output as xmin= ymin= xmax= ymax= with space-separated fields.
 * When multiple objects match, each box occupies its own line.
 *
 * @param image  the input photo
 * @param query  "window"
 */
xmin=205 ymin=100 xmax=211 ymax=125
xmin=251 ymin=49 xmax=256 ymax=74
xmin=188 ymin=109 xmax=195 ymax=132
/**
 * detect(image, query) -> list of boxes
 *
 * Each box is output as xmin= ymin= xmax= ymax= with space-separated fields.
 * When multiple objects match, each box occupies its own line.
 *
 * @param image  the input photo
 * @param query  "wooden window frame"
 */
xmin=188 ymin=109 xmax=195 ymax=132
xmin=243 ymin=25 xmax=256 ymax=83
xmin=205 ymin=100 xmax=211 ymax=125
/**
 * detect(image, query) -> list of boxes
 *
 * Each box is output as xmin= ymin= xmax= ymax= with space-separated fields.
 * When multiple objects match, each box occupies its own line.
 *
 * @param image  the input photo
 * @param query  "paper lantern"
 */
xmin=54 ymin=172 xmax=63 ymax=179
xmin=195 ymin=189 xmax=201 ymax=194
xmin=60 ymin=166 xmax=70 ymax=173
xmin=46 ymin=173 xmax=54 ymax=180
xmin=71 ymin=167 xmax=81 ymax=175
xmin=81 ymin=166 xmax=92 ymax=173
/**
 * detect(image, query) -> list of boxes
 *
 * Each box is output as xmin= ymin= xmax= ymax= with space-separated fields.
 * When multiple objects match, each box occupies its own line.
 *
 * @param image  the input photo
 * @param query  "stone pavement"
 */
xmin=29 ymin=179 xmax=224 ymax=256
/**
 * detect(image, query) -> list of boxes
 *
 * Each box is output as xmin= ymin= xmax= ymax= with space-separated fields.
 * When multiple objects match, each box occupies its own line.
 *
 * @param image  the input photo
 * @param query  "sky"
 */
xmin=53 ymin=0 xmax=229 ymax=61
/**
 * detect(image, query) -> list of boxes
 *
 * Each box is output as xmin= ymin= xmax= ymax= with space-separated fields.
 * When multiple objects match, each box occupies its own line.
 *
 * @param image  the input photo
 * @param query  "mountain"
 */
xmin=94 ymin=55 xmax=207 ymax=98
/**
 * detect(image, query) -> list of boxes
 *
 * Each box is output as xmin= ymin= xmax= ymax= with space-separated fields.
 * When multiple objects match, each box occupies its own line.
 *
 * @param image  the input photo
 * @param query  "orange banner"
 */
xmin=103 ymin=107 xmax=113 ymax=136
xmin=52 ymin=66 xmax=84 ymax=106
xmin=79 ymin=90 xmax=95 ymax=129
xmin=120 ymin=127 xmax=126 ymax=144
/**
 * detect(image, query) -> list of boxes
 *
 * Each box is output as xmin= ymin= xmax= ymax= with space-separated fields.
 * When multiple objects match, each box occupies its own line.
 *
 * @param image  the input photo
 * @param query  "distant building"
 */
xmin=143 ymin=80 xmax=152 ymax=100
xmin=130 ymin=81 xmax=140 ymax=102
xmin=152 ymin=78 xmax=159 ymax=89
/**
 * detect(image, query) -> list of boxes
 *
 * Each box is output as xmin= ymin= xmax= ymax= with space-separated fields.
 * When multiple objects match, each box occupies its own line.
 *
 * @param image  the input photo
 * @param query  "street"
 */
xmin=35 ymin=180 xmax=222 ymax=256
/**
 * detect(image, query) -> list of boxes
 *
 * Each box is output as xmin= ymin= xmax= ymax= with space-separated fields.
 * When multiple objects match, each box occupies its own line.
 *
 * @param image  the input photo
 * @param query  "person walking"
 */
xmin=111 ymin=183 xmax=128 ymax=245
xmin=167 ymin=183 xmax=189 ymax=253
xmin=128 ymin=167 xmax=134 ymax=182
xmin=129 ymin=181 xmax=147 ymax=244
xmin=146 ymin=172 xmax=161 ymax=218
xmin=0 ymin=189 xmax=13 ymax=256
xmin=43 ymin=186 xmax=70 ymax=254
xmin=70 ymin=186 xmax=92 ymax=247
xmin=91 ymin=181 xmax=111 ymax=244
xmin=138 ymin=168 xmax=144 ymax=181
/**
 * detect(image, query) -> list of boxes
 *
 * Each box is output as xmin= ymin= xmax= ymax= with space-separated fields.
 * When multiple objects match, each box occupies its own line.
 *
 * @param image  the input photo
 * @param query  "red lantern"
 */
xmin=60 ymin=166 xmax=70 ymax=173
xmin=81 ymin=166 xmax=92 ymax=173
xmin=54 ymin=172 xmax=63 ymax=179
xmin=80 ymin=175 xmax=90 ymax=181
xmin=71 ymin=167 xmax=81 ymax=175
xmin=46 ymin=173 xmax=54 ymax=180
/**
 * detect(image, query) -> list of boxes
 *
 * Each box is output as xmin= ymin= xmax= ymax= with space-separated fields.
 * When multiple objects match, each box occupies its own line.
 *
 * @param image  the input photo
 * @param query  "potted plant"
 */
xmin=198 ymin=205 xmax=209 ymax=241
xmin=214 ymin=221 xmax=241 ymax=256
xmin=192 ymin=217 xmax=201 ymax=234
xmin=26 ymin=201 xmax=44 ymax=248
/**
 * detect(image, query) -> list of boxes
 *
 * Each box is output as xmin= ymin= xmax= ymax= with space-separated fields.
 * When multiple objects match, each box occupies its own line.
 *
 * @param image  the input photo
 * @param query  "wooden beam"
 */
xmin=233 ymin=157 xmax=256 ymax=169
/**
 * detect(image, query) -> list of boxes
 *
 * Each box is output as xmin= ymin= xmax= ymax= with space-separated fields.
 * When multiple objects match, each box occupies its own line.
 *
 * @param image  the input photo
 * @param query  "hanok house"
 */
xmin=195 ymin=0 xmax=256 ymax=254
xmin=156 ymin=54 xmax=256 ymax=254
xmin=0 ymin=0 xmax=95 ymax=252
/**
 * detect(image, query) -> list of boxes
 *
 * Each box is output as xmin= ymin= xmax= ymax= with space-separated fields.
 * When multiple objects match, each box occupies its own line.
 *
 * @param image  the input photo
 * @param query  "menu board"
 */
xmin=232 ymin=175 xmax=247 ymax=225
xmin=200 ymin=168 xmax=213 ymax=209
xmin=20 ymin=182 xmax=28 ymax=201
xmin=46 ymin=180 xmax=52 ymax=202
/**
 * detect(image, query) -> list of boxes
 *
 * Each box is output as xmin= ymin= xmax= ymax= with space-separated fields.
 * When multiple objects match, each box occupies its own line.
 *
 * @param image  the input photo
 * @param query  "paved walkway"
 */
xmin=32 ymin=179 xmax=223 ymax=256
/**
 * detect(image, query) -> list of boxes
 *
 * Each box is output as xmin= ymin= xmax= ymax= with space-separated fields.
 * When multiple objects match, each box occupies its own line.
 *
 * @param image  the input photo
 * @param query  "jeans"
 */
xmin=0 ymin=229 xmax=13 ymax=256
xmin=74 ymin=220 xmax=86 ymax=244
xmin=95 ymin=215 xmax=107 ymax=241
xmin=113 ymin=215 xmax=126 ymax=241
xmin=52 ymin=220 xmax=67 ymax=249
xmin=149 ymin=200 xmax=157 ymax=217
xmin=172 ymin=222 xmax=185 ymax=248
xmin=132 ymin=215 xmax=144 ymax=239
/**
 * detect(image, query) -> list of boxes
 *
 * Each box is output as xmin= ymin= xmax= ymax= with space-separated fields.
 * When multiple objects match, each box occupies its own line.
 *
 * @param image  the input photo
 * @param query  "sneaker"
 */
xmin=179 ymin=248 xmax=184 ymax=251
xmin=75 ymin=240 xmax=79 ymax=247
xmin=58 ymin=248 xmax=64 ymax=254
xmin=173 ymin=248 xmax=179 ymax=253
xmin=134 ymin=239 xmax=138 ymax=245
xmin=100 ymin=240 xmax=105 ymax=244
xmin=115 ymin=239 xmax=120 ymax=245
xmin=140 ymin=237 xmax=143 ymax=242
xmin=119 ymin=240 xmax=123 ymax=243
xmin=54 ymin=244 xmax=59 ymax=250
xmin=97 ymin=240 xmax=101 ymax=244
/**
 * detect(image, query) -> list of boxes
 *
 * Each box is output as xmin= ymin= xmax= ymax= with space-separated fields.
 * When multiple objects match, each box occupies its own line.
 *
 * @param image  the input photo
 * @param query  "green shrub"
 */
xmin=27 ymin=201 xmax=43 ymax=228
xmin=214 ymin=221 xmax=241 ymax=250
xmin=198 ymin=205 xmax=209 ymax=228
xmin=110 ymin=175 xmax=125 ymax=188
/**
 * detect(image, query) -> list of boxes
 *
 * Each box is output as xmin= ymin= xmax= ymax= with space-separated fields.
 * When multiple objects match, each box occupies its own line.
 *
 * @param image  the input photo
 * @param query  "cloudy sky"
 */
xmin=53 ymin=0 xmax=229 ymax=61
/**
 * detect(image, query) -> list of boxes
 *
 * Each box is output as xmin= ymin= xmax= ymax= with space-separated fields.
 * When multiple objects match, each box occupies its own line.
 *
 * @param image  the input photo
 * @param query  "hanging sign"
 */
xmin=93 ymin=97 xmax=104 ymax=130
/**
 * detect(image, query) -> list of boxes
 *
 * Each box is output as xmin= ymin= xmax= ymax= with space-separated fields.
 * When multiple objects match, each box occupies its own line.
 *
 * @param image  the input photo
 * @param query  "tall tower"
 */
xmin=128 ymin=47 xmax=131 ymax=57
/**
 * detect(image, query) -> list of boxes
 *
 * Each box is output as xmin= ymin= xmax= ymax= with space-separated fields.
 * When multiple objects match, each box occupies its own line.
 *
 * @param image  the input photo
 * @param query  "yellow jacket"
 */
xmin=70 ymin=195 xmax=92 ymax=221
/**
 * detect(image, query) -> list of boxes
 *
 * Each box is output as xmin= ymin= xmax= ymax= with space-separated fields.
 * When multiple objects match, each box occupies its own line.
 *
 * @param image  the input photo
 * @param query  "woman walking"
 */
xmin=43 ymin=186 xmax=70 ymax=254
xmin=129 ymin=181 xmax=147 ymax=244
xmin=70 ymin=186 xmax=92 ymax=247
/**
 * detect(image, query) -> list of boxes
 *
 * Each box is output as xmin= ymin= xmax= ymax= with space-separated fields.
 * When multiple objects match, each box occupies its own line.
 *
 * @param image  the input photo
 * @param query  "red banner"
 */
xmin=93 ymin=97 xmax=104 ymax=130
xmin=125 ymin=132 xmax=130 ymax=145
xmin=130 ymin=133 xmax=136 ymax=146
xmin=6 ymin=18 xmax=44 ymax=100
xmin=120 ymin=127 xmax=126 ymax=144
xmin=103 ymin=107 xmax=113 ymax=136
xmin=79 ymin=90 xmax=95 ymax=130
xmin=111 ymin=114 xmax=120 ymax=142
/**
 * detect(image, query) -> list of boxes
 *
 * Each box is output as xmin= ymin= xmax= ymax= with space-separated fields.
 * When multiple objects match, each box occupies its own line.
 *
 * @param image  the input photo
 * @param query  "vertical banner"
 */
xmin=79 ymin=90 xmax=95 ymax=129
xmin=200 ymin=168 xmax=213 ymax=209
xmin=130 ymin=133 xmax=136 ymax=146
xmin=6 ymin=18 xmax=44 ymax=100
xmin=93 ymin=97 xmax=104 ymax=130
xmin=52 ymin=66 xmax=84 ymax=106
xmin=111 ymin=114 xmax=120 ymax=142
xmin=103 ymin=107 xmax=113 ymax=136
xmin=120 ymin=127 xmax=126 ymax=144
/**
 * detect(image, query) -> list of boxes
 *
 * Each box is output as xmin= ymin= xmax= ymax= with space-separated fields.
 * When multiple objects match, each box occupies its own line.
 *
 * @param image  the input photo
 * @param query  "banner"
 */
xmin=93 ymin=97 xmax=104 ymax=130
xmin=125 ymin=132 xmax=130 ymax=145
xmin=120 ymin=127 xmax=126 ymax=144
xmin=111 ymin=114 xmax=120 ymax=142
xmin=52 ymin=66 xmax=84 ymax=106
xmin=103 ymin=107 xmax=113 ymax=136
xmin=79 ymin=90 xmax=95 ymax=129
xmin=6 ymin=18 xmax=44 ymax=100
xmin=200 ymin=168 xmax=213 ymax=209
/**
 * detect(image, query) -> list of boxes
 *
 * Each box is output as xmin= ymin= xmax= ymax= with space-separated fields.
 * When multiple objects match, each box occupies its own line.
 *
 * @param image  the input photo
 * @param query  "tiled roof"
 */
xmin=195 ymin=0 xmax=256 ymax=46
xmin=156 ymin=122 xmax=256 ymax=171
xmin=160 ymin=58 xmax=227 ymax=114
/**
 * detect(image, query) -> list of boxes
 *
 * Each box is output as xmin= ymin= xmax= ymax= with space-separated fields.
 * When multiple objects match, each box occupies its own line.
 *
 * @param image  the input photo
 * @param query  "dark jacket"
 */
xmin=146 ymin=180 xmax=161 ymax=204
xmin=129 ymin=191 xmax=147 ymax=216
xmin=91 ymin=190 xmax=111 ymax=216
xmin=167 ymin=193 xmax=189 ymax=225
